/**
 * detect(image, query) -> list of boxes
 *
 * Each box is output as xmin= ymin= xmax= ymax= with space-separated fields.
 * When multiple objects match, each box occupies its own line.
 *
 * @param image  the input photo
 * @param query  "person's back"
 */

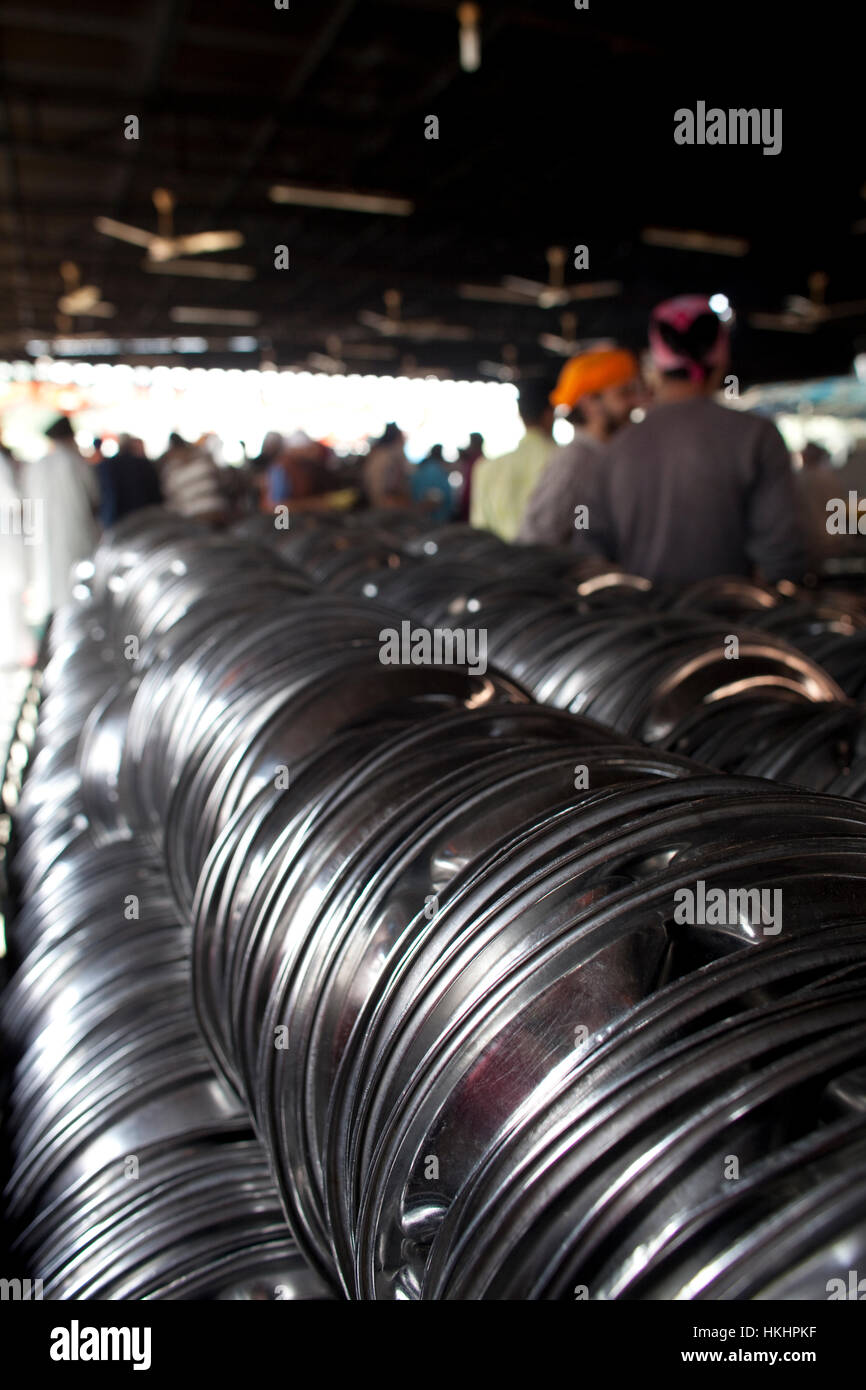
xmin=161 ymin=444 xmax=227 ymax=523
xmin=518 ymin=348 xmax=643 ymax=547
xmin=99 ymin=448 xmax=162 ymax=527
xmin=363 ymin=425 xmax=409 ymax=509
xmin=575 ymin=295 xmax=806 ymax=585
xmin=25 ymin=419 xmax=99 ymax=618
xmin=412 ymin=451 xmax=453 ymax=523
xmin=592 ymin=397 xmax=805 ymax=583
xmin=470 ymin=378 xmax=557 ymax=541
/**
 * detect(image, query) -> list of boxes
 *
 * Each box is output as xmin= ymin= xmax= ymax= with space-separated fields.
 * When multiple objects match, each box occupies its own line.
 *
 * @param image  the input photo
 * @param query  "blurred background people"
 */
xmin=795 ymin=442 xmax=838 ymax=573
xmin=247 ymin=431 xmax=285 ymax=476
xmin=24 ymin=416 xmax=99 ymax=621
xmin=456 ymin=431 xmax=484 ymax=521
xmin=98 ymin=433 xmax=162 ymax=528
xmin=573 ymin=295 xmax=807 ymax=584
xmin=411 ymin=443 xmax=454 ymax=523
xmin=470 ymin=377 xmax=557 ymax=540
xmin=363 ymin=423 xmax=410 ymax=509
xmin=519 ymin=348 xmax=643 ymax=546
xmin=159 ymin=432 xmax=228 ymax=524
xmin=0 ymin=442 xmax=34 ymax=666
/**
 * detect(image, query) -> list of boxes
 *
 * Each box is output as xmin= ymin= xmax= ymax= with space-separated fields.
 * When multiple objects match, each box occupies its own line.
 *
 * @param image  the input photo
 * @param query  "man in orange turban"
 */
xmin=518 ymin=347 xmax=642 ymax=546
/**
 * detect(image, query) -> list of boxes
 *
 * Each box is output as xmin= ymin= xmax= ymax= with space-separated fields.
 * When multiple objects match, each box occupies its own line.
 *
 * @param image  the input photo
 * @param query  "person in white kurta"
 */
xmin=0 ymin=448 xmax=35 ymax=667
xmin=24 ymin=417 xmax=99 ymax=624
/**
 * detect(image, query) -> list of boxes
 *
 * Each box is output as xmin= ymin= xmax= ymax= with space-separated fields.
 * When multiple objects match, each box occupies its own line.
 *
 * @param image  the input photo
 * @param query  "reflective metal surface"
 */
xmin=5 ymin=512 xmax=866 ymax=1301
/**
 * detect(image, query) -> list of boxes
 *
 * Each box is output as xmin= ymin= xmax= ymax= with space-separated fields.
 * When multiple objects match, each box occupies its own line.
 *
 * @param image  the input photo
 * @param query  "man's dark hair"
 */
xmin=517 ymin=377 xmax=555 ymax=426
xmin=45 ymin=415 xmax=76 ymax=441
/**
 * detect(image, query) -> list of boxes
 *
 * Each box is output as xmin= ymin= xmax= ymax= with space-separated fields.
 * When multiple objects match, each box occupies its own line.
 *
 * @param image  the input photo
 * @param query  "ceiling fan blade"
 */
xmin=94 ymin=216 xmax=154 ymax=249
xmin=784 ymin=295 xmax=817 ymax=317
xmin=749 ymin=312 xmax=816 ymax=333
xmin=539 ymin=333 xmax=575 ymax=354
xmin=151 ymin=231 xmax=245 ymax=261
xmin=343 ymin=342 xmax=397 ymax=360
xmin=57 ymin=295 xmax=115 ymax=318
xmin=57 ymin=286 xmax=101 ymax=314
xmin=169 ymin=306 xmax=259 ymax=326
xmin=307 ymin=353 xmax=346 ymax=373
xmin=561 ymin=279 xmax=623 ymax=302
xmin=397 ymin=320 xmax=474 ymax=341
xmin=457 ymin=284 xmax=537 ymax=304
xmin=269 ymin=184 xmax=414 ymax=216
xmin=501 ymin=275 xmax=551 ymax=298
xmin=358 ymin=310 xmax=392 ymax=333
xmin=478 ymin=359 xmax=516 ymax=380
xmin=143 ymin=259 xmax=255 ymax=281
xmin=823 ymin=299 xmax=866 ymax=320
xmin=642 ymin=227 xmax=750 ymax=257
xmin=540 ymin=332 xmax=618 ymax=355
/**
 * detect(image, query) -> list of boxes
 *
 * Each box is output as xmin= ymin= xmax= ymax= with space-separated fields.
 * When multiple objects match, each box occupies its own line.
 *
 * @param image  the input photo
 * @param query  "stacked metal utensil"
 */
xmin=1 ymin=536 xmax=332 ymax=1300
xmin=4 ymin=510 xmax=866 ymax=1301
xmin=268 ymin=518 xmax=866 ymax=799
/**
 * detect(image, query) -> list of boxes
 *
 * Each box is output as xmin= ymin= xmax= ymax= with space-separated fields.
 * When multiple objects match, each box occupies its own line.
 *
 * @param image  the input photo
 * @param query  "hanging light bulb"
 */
xmin=458 ymin=4 xmax=481 ymax=72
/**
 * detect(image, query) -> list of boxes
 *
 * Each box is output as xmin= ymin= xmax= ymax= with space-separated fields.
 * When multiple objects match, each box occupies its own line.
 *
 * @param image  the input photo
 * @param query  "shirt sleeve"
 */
xmin=744 ymin=421 xmax=808 ymax=582
xmin=570 ymin=446 xmax=615 ymax=561
xmin=518 ymin=448 xmax=571 ymax=544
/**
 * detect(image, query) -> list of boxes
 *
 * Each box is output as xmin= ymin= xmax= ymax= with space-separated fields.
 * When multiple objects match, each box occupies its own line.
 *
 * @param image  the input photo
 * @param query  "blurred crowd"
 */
xmin=0 ymin=412 xmax=485 ymax=664
xmin=2 ymin=291 xmax=865 ymax=671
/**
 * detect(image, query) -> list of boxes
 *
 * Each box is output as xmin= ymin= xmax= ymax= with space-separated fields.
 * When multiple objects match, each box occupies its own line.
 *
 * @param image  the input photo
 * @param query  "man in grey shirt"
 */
xmin=518 ymin=348 xmax=642 ymax=547
xmin=573 ymin=296 xmax=806 ymax=584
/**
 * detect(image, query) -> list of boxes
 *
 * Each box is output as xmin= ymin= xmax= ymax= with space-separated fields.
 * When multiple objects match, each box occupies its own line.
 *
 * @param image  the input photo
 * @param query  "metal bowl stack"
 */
xmin=1 ymin=547 xmax=333 ymax=1300
xmin=5 ymin=512 xmax=866 ymax=1301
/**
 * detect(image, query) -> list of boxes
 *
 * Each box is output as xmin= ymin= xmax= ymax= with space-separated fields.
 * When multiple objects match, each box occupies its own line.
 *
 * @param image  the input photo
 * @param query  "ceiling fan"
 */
xmin=95 ymin=188 xmax=245 ymax=266
xmin=56 ymin=262 xmax=115 ymax=326
xmin=537 ymin=311 xmax=617 ymax=357
xmin=459 ymin=247 xmax=622 ymax=309
xmin=641 ymin=227 xmax=750 ymax=257
xmin=306 ymin=337 xmax=346 ymax=374
xmin=478 ymin=343 xmax=519 ymax=381
xmin=750 ymin=272 xmax=866 ymax=333
xmin=359 ymin=288 xmax=474 ymax=342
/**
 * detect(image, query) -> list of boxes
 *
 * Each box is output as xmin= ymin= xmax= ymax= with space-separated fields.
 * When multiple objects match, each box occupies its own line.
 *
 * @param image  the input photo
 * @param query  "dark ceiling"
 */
xmin=0 ymin=0 xmax=863 ymax=385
